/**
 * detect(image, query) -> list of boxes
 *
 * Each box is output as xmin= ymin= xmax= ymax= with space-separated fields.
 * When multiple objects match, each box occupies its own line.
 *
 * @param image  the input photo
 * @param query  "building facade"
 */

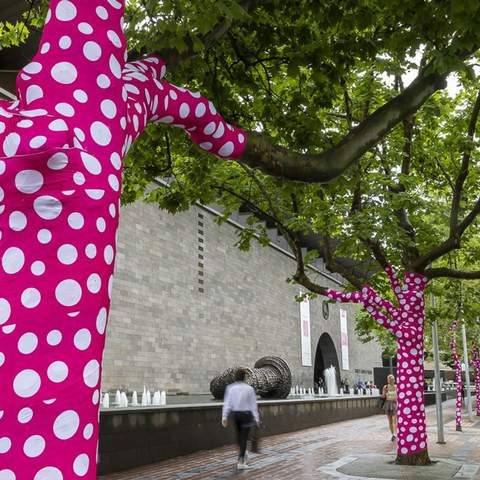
xmin=101 ymin=201 xmax=383 ymax=394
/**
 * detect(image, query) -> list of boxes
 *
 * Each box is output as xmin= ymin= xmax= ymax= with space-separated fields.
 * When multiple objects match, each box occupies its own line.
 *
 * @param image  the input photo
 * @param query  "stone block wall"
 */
xmin=101 ymin=202 xmax=383 ymax=393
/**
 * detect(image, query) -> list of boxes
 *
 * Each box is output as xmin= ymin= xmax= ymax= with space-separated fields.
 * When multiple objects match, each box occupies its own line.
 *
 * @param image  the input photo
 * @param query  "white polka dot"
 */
xmin=13 ymin=369 xmax=41 ymax=398
xmin=109 ymin=203 xmax=116 ymax=217
xmin=179 ymin=103 xmax=190 ymax=119
xmin=2 ymin=133 xmax=20 ymax=157
xmin=90 ymin=121 xmax=112 ymax=146
xmin=203 ymin=122 xmax=216 ymax=135
xmin=108 ymin=275 xmax=113 ymax=299
xmin=23 ymin=62 xmax=42 ymax=74
xmin=58 ymin=35 xmax=71 ymax=49
xmin=24 ymin=435 xmax=45 ymax=458
xmin=37 ymin=229 xmax=52 ymax=244
xmin=18 ymin=407 xmax=33 ymax=424
xmin=83 ymin=423 xmax=93 ymax=440
xmin=2 ymin=247 xmax=25 ymax=274
xmin=34 ymin=467 xmax=63 ymax=480
xmin=51 ymin=62 xmax=78 ymax=84
xmin=200 ymin=142 xmax=212 ymax=151
xmin=195 ymin=103 xmax=206 ymax=118
xmin=73 ymin=172 xmax=85 ymax=185
xmin=57 ymin=244 xmax=78 ymax=265
xmin=55 ymin=102 xmax=75 ymax=117
xmin=0 ymin=471 xmax=15 ymax=480
xmin=238 ymin=133 xmax=245 ymax=143
xmin=110 ymin=152 xmax=121 ymax=170
xmin=83 ymin=41 xmax=102 ymax=61
xmin=78 ymin=22 xmax=93 ymax=34
xmin=96 ymin=307 xmax=107 ymax=334
xmin=85 ymin=244 xmax=97 ymax=259
xmin=74 ymin=329 xmax=91 ymax=350
xmin=47 ymin=361 xmax=69 ymax=383
xmin=73 ymin=454 xmax=90 ymax=476
xmin=209 ymin=101 xmax=217 ymax=115
xmin=107 ymin=30 xmax=122 ymax=48
xmin=104 ymin=245 xmax=114 ymax=265
xmin=56 ymin=0 xmax=77 ymax=21
xmin=101 ymin=99 xmax=117 ymax=119
xmin=21 ymin=288 xmax=41 ymax=308
xmin=96 ymin=217 xmax=106 ymax=232
xmin=34 ymin=196 xmax=62 ymax=220
xmin=67 ymin=212 xmax=84 ymax=230
xmin=48 ymin=119 xmax=68 ymax=132
xmin=47 ymin=330 xmax=62 ymax=346
xmin=18 ymin=332 xmax=38 ymax=354
xmin=9 ymin=211 xmax=27 ymax=231
xmin=26 ymin=85 xmax=43 ymax=104
xmin=41 ymin=42 xmax=50 ymax=54
xmin=47 ymin=152 xmax=68 ymax=170
xmin=0 ymin=437 xmax=10 ymax=454
xmin=55 ymin=279 xmax=82 ymax=306
xmin=15 ymin=169 xmax=43 ymax=194
xmin=0 ymin=352 xmax=4 ymax=367
xmin=109 ymin=54 xmax=122 ymax=78
xmin=108 ymin=174 xmax=120 ymax=191
xmin=213 ymin=122 xmax=225 ymax=139
xmin=53 ymin=410 xmax=80 ymax=440
xmin=218 ymin=141 xmax=235 ymax=157
xmin=80 ymin=151 xmax=102 ymax=174
xmin=31 ymin=261 xmax=45 ymax=276
xmin=83 ymin=359 xmax=100 ymax=388
xmin=87 ymin=273 xmax=101 ymax=293
xmin=97 ymin=74 xmax=111 ymax=89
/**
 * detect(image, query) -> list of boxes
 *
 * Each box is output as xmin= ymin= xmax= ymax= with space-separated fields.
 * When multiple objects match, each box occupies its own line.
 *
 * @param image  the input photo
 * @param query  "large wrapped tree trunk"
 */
xmin=0 ymin=1 xmax=246 ymax=478
xmin=450 ymin=320 xmax=463 ymax=431
xmin=328 ymin=267 xmax=431 ymax=465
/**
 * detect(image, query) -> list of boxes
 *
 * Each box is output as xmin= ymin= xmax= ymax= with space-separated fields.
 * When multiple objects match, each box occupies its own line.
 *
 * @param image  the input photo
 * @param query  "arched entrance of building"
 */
xmin=314 ymin=332 xmax=340 ymax=393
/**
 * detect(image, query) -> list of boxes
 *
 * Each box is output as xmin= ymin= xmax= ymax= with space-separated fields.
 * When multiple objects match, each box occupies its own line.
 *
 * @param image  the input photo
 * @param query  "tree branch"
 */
xmin=238 ymin=67 xmax=450 ymax=182
xmin=425 ymin=268 xmax=480 ymax=280
xmin=450 ymin=89 xmax=480 ymax=237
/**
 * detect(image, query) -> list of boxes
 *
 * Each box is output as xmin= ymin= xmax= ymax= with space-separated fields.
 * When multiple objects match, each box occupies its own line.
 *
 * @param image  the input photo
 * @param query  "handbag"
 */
xmin=250 ymin=424 xmax=261 ymax=453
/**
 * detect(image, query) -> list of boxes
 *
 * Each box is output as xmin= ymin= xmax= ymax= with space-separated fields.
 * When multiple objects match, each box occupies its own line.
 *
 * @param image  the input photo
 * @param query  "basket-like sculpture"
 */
xmin=210 ymin=356 xmax=292 ymax=399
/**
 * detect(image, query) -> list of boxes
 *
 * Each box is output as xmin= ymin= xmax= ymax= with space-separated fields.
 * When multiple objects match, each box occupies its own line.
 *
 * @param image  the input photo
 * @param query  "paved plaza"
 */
xmin=99 ymin=399 xmax=480 ymax=480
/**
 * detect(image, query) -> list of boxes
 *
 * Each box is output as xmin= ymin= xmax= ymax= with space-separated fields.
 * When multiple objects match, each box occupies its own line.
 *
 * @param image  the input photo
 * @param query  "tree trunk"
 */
xmin=451 ymin=323 xmax=463 ymax=431
xmin=472 ymin=346 xmax=480 ymax=416
xmin=328 ymin=269 xmax=431 ymax=465
xmin=0 ymin=0 xmax=246 ymax=478
xmin=394 ymin=283 xmax=430 ymax=465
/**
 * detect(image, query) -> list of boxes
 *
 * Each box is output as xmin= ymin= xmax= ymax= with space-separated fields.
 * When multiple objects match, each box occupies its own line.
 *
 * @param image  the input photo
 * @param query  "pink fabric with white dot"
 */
xmin=0 ymin=1 xmax=246 ymax=478
xmin=327 ymin=266 xmax=429 ymax=459
xmin=472 ymin=345 xmax=480 ymax=416
xmin=450 ymin=320 xmax=463 ymax=429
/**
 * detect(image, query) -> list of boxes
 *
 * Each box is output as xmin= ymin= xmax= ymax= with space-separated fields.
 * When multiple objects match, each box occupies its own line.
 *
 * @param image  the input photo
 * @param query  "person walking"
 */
xmin=381 ymin=374 xmax=398 ymax=441
xmin=222 ymin=369 xmax=259 ymax=469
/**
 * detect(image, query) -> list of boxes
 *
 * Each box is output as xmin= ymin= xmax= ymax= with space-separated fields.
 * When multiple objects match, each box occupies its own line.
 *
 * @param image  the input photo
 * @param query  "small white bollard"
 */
xmin=102 ymin=393 xmax=110 ymax=409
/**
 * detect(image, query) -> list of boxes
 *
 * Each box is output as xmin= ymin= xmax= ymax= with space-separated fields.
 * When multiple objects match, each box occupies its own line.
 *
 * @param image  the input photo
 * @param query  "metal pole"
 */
xmin=432 ymin=317 xmax=446 ymax=443
xmin=461 ymin=322 xmax=474 ymax=421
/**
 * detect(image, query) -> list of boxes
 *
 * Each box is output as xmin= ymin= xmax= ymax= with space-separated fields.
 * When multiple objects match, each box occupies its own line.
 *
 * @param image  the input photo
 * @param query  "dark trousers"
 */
xmin=233 ymin=411 xmax=254 ymax=460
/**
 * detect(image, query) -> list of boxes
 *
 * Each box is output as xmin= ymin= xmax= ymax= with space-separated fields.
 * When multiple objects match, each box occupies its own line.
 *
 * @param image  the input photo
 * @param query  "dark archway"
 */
xmin=314 ymin=332 xmax=340 ymax=391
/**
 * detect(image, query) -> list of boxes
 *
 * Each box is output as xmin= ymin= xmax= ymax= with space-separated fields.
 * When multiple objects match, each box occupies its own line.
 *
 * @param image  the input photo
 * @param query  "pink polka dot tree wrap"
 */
xmin=327 ymin=266 xmax=430 ymax=459
xmin=472 ymin=345 xmax=480 ymax=416
xmin=0 ymin=0 xmax=246 ymax=478
xmin=450 ymin=319 xmax=463 ymax=430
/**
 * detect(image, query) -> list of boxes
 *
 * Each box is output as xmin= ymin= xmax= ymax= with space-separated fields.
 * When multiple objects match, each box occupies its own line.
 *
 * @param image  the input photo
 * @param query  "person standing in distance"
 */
xmin=222 ymin=369 xmax=259 ymax=469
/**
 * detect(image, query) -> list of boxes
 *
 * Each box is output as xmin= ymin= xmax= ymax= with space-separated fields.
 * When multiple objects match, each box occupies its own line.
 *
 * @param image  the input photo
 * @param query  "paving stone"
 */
xmin=99 ymin=399 xmax=480 ymax=480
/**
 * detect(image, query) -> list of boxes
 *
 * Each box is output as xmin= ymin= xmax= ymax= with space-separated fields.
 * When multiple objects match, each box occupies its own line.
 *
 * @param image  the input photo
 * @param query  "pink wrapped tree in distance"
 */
xmin=327 ymin=266 xmax=430 ymax=464
xmin=0 ymin=0 xmax=246 ymax=478
xmin=450 ymin=319 xmax=463 ymax=431
xmin=472 ymin=344 xmax=480 ymax=416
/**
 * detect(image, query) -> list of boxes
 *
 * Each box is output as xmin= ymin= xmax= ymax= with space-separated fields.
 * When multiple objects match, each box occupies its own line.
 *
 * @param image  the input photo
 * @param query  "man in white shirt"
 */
xmin=222 ymin=369 xmax=259 ymax=469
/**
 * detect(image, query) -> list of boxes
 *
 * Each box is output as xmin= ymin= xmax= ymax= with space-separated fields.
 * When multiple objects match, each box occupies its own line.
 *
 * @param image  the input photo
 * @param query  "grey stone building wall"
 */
xmin=101 ymin=201 xmax=383 ymax=394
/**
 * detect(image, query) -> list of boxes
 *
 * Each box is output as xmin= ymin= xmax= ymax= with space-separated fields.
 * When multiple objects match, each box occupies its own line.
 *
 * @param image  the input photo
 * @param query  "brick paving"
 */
xmin=99 ymin=399 xmax=480 ymax=480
